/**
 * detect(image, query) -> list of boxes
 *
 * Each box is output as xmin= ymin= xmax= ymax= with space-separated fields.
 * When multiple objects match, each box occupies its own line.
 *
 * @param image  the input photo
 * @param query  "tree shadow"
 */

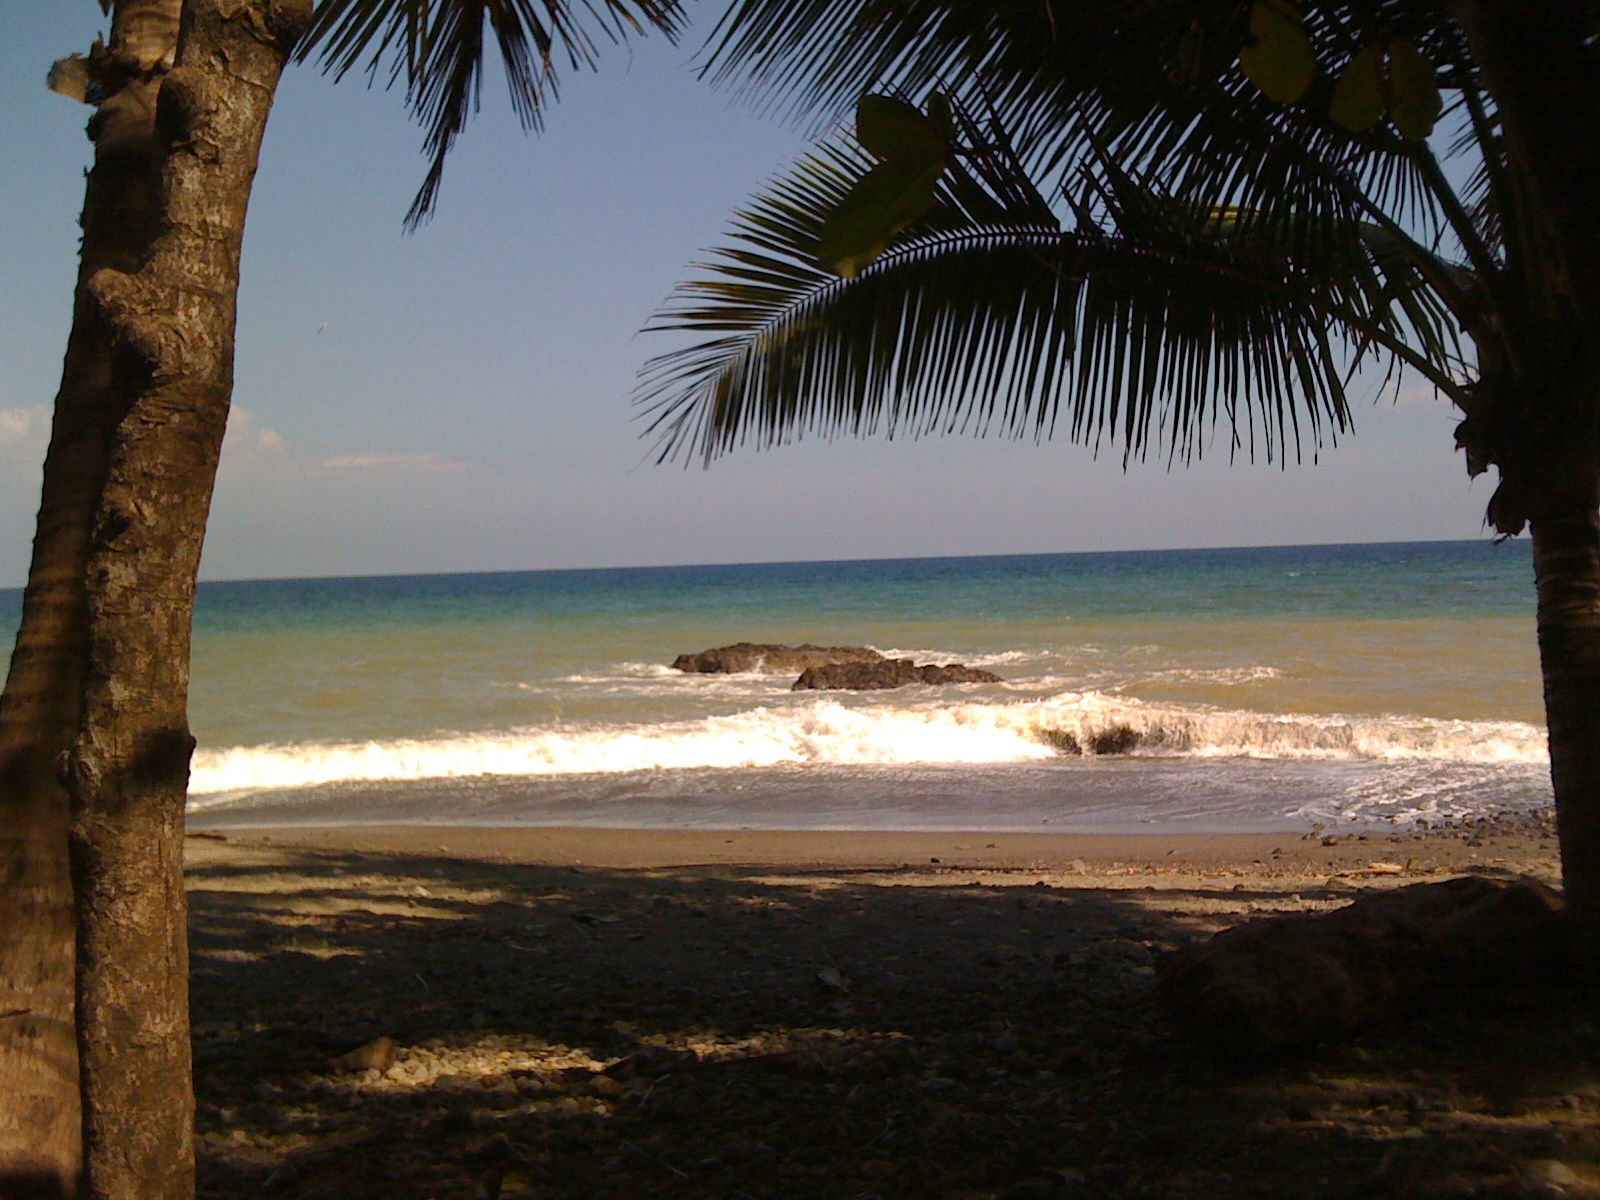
xmin=187 ymin=843 xmax=1600 ymax=1199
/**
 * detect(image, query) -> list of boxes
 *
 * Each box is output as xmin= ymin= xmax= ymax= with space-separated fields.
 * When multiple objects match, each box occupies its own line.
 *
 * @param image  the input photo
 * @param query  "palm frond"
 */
xmin=634 ymin=134 xmax=1482 ymax=467
xmin=1082 ymin=147 xmax=1470 ymax=385
xmin=653 ymin=0 xmax=1498 ymax=476
xmin=299 ymin=0 xmax=686 ymax=228
xmin=701 ymin=0 xmax=1497 ymax=305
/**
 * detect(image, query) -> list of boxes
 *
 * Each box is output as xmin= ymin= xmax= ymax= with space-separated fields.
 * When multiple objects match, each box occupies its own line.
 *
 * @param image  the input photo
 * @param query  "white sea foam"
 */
xmin=553 ymin=662 xmax=679 ymax=682
xmin=1290 ymin=759 xmax=1553 ymax=826
xmin=187 ymin=692 xmax=1548 ymax=799
xmin=1026 ymin=693 xmax=1544 ymax=763
xmin=1139 ymin=666 xmax=1283 ymax=685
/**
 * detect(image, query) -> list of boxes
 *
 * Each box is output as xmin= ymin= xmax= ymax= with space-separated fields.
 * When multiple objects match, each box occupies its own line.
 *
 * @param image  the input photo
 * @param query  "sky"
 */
xmin=0 ymin=1 xmax=1498 ymax=586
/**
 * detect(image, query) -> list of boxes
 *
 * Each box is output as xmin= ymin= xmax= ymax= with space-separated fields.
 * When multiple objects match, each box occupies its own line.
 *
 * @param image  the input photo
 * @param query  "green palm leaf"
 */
xmin=299 ymin=0 xmax=686 ymax=228
xmin=700 ymin=0 xmax=1503 ymax=330
xmin=657 ymin=0 xmax=1511 ymax=485
xmin=636 ymin=130 xmax=1478 ymax=467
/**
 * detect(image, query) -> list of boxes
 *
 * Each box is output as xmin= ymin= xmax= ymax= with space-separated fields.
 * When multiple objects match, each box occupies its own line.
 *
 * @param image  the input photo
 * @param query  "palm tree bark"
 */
xmin=1451 ymin=0 xmax=1600 ymax=335
xmin=58 ymin=2 xmax=312 ymax=1195
xmin=1531 ymin=509 xmax=1600 ymax=960
xmin=1455 ymin=0 xmax=1600 ymax=964
xmin=0 ymin=1 xmax=182 ymax=1191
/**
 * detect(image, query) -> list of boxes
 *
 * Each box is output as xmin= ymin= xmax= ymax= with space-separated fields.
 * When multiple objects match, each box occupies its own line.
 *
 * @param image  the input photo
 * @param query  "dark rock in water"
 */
xmin=1037 ymin=725 xmax=1143 ymax=755
xmin=1089 ymin=724 xmax=1142 ymax=754
xmin=671 ymin=642 xmax=884 ymax=674
xmin=918 ymin=662 xmax=1004 ymax=686
xmin=793 ymin=659 xmax=1003 ymax=690
xmin=794 ymin=659 xmax=913 ymax=690
xmin=1158 ymin=875 xmax=1566 ymax=1058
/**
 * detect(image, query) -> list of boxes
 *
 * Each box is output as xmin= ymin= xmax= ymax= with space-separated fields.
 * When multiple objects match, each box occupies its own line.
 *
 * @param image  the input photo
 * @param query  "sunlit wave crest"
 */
xmin=187 ymin=691 xmax=1547 ymax=800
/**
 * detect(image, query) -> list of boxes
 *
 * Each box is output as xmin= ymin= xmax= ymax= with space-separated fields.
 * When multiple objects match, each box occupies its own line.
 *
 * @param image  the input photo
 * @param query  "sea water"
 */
xmin=0 ymin=541 xmax=1552 ymax=832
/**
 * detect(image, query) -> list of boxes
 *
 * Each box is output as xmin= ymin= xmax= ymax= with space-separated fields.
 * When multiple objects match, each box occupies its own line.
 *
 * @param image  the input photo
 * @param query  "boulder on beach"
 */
xmin=1157 ymin=875 xmax=1566 ymax=1058
xmin=792 ymin=659 xmax=1003 ymax=690
xmin=330 ymin=1035 xmax=397 ymax=1074
xmin=671 ymin=642 xmax=884 ymax=674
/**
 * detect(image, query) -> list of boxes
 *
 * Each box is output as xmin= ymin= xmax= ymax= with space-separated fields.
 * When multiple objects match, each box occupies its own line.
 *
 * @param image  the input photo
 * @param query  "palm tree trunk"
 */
xmin=1451 ymin=0 xmax=1600 ymax=336
xmin=60 ymin=3 xmax=311 ymax=1195
xmin=0 ymin=752 xmax=80 ymax=1198
xmin=1456 ymin=0 xmax=1600 ymax=968
xmin=1532 ymin=509 xmax=1600 ymax=960
xmin=0 ymin=2 xmax=182 ymax=1191
xmin=0 ymin=254 xmax=138 ymax=1200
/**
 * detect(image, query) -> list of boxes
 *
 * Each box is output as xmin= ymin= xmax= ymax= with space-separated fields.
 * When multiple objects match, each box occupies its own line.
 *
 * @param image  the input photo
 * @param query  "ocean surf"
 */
xmin=9 ymin=539 xmax=1525 ymax=833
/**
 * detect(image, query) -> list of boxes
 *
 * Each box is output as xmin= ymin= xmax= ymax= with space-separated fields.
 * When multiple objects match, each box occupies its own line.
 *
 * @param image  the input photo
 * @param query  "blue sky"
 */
xmin=0 ymin=1 xmax=1497 ymax=586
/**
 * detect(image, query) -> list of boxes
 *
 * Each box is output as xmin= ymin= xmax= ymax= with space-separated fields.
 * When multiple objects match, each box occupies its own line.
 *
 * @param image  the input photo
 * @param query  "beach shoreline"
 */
xmin=189 ymin=809 xmax=1561 ymax=882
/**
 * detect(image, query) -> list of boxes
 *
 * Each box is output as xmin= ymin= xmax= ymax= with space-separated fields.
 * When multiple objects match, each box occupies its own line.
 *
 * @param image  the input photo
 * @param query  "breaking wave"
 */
xmin=187 ymin=692 xmax=1546 ymax=800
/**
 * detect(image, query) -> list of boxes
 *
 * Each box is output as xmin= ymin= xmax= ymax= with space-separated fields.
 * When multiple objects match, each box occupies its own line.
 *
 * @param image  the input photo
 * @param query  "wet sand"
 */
xmin=192 ymin=816 xmax=1563 ymax=881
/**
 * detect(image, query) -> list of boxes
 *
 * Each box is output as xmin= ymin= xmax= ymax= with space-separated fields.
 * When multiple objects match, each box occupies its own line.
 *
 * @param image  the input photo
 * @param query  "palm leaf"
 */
xmin=700 ymin=0 xmax=1502 ymax=331
xmin=1082 ymin=153 xmax=1469 ymax=381
xmin=635 ymin=133 xmax=1483 ymax=467
xmin=299 ymin=0 xmax=686 ymax=228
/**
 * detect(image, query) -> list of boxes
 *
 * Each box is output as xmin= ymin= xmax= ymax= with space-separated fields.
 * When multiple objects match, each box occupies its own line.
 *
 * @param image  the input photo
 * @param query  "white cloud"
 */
xmin=0 ymin=407 xmax=51 ymax=486
xmin=217 ymin=410 xmax=468 ymax=482
xmin=321 ymin=453 xmax=465 ymax=474
xmin=222 ymin=406 xmax=288 ymax=460
xmin=1 ymin=406 xmax=48 ymax=451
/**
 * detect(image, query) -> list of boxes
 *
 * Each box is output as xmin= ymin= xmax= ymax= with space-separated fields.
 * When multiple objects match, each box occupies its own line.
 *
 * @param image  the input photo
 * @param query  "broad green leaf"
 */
xmin=818 ymin=155 xmax=946 ymax=277
xmin=857 ymin=94 xmax=946 ymax=161
xmin=1386 ymin=39 xmax=1442 ymax=140
xmin=1238 ymin=0 xmax=1314 ymax=104
xmin=1330 ymin=44 xmax=1385 ymax=132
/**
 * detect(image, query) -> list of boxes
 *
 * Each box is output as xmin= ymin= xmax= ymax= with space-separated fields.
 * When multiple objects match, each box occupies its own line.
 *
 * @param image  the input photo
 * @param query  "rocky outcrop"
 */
xmin=671 ymin=643 xmax=885 ymax=675
xmin=1157 ymin=875 xmax=1566 ymax=1059
xmin=330 ymin=1036 xmax=397 ymax=1073
xmin=792 ymin=659 xmax=1003 ymax=690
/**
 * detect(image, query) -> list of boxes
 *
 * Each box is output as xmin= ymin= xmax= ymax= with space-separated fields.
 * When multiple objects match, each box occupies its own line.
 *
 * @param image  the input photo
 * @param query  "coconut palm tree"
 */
xmin=0 ymin=1 xmax=681 ymax=1195
xmin=639 ymin=0 xmax=1600 ymax=958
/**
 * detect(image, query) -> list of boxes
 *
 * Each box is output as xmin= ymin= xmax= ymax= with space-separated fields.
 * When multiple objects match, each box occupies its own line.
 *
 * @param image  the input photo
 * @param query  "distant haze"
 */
xmin=0 ymin=3 xmax=1496 ymax=587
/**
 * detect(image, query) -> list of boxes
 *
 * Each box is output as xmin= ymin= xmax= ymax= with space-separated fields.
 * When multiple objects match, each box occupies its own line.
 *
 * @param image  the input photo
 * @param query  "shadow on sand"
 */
xmin=187 ymin=845 xmax=1600 ymax=1199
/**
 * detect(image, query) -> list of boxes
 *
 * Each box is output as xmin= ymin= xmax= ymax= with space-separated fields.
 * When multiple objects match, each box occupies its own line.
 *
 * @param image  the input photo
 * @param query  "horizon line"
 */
xmin=185 ymin=535 xmax=1522 ymax=590
xmin=0 ymin=535 xmax=1521 ymax=595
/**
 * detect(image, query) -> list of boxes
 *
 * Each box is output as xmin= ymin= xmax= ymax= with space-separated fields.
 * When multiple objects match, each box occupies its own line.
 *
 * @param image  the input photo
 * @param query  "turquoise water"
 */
xmin=0 ymin=540 xmax=1551 ymax=831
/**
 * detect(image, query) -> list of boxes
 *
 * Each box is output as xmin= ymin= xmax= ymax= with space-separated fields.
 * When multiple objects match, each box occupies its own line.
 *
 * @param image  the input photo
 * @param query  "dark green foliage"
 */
xmin=641 ymin=1 xmax=1542 ymax=527
xmin=1330 ymin=43 xmax=1388 ymax=130
xmin=818 ymin=95 xmax=952 ymax=277
xmin=637 ymin=78 xmax=1471 ymax=469
xmin=1239 ymin=0 xmax=1316 ymax=104
xmin=1385 ymin=39 xmax=1445 ymax=139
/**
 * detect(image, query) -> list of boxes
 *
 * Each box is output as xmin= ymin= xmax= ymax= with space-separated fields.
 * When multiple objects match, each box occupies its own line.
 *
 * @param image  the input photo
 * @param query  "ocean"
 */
xmin=0 ymin=541 xmax=1552 ymax=833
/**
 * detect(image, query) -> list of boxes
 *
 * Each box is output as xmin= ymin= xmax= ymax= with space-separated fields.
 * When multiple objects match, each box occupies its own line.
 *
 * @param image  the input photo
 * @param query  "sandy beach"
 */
xmin=179 ymin=809 xmax=1600 ymax=1200
xmin=190 ymin=820 xmax=1562 ymax=876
